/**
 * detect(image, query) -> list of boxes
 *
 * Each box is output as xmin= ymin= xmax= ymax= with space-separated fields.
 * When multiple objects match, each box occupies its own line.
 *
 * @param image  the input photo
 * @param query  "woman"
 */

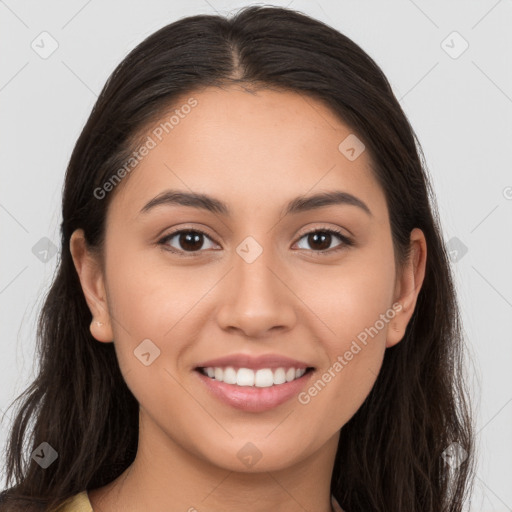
xmin=0 ymin=5 xmax=475 ymax=511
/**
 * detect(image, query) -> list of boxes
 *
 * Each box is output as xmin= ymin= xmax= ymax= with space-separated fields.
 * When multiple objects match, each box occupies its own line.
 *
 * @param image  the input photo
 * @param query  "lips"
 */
xmin=192 ymin=352 xmax=316 ymax=412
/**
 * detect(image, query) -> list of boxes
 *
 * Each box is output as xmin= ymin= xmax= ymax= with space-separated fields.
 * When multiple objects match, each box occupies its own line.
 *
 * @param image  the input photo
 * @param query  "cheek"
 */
xmin=102 ymin=258 xmax=199 ymax=413
xmin=105 ymin=239 xmax=209 ymax=332
xmin=103 ymin=241 xmax=217 ymax=380
xmin=304 ymin=243 xmax=396 ymax=346
xmin=296 ymin=247 xmax=395 ymax=425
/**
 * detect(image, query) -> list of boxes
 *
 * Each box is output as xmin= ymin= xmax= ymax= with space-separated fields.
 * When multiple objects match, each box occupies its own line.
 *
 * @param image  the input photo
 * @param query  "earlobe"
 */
xmin=69 ymin=229 xmax=114 ymax=343
xmin=386 ymin=228 xmax=427 ymax=348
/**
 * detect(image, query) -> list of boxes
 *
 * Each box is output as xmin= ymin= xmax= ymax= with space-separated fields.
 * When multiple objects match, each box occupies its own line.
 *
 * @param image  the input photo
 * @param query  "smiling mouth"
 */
xmin=195 ymin=366 xmax=315 ymax=387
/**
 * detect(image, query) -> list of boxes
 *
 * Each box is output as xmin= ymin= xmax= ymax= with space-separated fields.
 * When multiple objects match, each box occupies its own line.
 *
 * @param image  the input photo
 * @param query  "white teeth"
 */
xmin=273 ymin=367 xmax=286 ymax=385
xmin=201 ymin=366 xmax=310 ymax=386
xmin=237 ymin=368 xmax=255 ymax=386
xmin=223 ymin=366 xmax=237 ymax=385
xmin=286 ymin=368 xmax=296 ymax=382
xmin=254 ymin=369 xmax=274 ymax=387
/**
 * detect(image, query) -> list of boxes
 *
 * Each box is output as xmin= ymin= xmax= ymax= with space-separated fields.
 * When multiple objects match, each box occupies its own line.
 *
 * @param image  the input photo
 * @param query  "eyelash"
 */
xmin=157 ymin=226 xmax=354 ymax=258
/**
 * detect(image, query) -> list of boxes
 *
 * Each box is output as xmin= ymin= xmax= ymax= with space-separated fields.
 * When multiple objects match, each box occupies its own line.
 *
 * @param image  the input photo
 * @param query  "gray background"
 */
xmin=1 ymin=0 xmax=511 ymax=510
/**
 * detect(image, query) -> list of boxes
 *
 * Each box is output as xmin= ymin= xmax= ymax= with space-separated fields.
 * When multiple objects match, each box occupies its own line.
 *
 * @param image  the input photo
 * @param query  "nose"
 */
xmin=215 ymin=246 xmax=297 ymax=338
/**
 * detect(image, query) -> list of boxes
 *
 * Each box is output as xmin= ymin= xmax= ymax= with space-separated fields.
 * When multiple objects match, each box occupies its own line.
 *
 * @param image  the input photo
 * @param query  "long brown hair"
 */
xmin=0 ymin=6 xmax=475 ymax=511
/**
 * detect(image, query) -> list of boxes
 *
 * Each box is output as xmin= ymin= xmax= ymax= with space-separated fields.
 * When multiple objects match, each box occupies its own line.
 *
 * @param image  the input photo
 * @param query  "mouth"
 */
xmin=195 ymin=365 xmax=315 ymax=386
xmin=193 ymin=365 xmax=316 ymax=412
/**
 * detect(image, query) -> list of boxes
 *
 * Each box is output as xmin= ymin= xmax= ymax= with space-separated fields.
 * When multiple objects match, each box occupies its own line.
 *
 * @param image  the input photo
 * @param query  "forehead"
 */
xmin=109 ymin=85 xmax=386 ymax=221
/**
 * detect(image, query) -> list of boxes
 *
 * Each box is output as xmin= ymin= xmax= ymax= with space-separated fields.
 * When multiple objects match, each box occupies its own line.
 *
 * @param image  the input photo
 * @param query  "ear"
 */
xmin=69 ymin=228 xmax=114 ymax=343
xmin=386 ymin=227 xmax=427 ymax=348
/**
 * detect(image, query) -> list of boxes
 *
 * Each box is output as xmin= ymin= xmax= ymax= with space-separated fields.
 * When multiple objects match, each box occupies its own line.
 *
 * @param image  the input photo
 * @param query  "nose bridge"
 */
xmin=215 ymin=234 xmax=296 ymax=336
xmin=236 ymin=238 xmax=278 ymax=299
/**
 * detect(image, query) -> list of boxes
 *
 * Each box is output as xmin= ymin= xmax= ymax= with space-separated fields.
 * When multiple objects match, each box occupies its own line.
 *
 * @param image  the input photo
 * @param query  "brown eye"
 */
xmin=177 ymin=231 xmax=204 ymax=251
xmin=306 ymin=232 xmax=332 ymax=251
xmin=295 ymin=228 xmax=353 ymax=254
xmin=159 ymin=229 xmax=217 ymax=254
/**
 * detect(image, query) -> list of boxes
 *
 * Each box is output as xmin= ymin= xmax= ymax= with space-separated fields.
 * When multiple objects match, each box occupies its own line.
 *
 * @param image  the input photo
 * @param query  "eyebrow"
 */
xmin=139 ymin=189 xmax=372 ymax=218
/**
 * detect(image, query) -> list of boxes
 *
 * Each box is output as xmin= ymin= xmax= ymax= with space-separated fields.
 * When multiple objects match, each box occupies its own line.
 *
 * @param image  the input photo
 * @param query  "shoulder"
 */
xmin=50 ymin=491 xmax=92 ymax=512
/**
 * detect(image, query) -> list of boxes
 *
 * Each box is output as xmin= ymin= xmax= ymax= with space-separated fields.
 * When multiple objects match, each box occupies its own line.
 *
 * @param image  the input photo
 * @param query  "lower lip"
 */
xmin=194 ymin=369 xmax=315 ymax=413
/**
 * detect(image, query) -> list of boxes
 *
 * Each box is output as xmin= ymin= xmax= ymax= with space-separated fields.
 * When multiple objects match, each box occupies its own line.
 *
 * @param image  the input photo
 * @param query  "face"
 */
xmin=72 ymin=85 xmax=426 ymax=474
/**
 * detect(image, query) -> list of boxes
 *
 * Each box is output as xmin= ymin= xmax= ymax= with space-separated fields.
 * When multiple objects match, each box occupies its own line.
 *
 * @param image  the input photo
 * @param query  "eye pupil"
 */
xmin=180 ymin=231 xmax=203 ymax=251
xmin=308 ymin=232 xmax=331 ymax=251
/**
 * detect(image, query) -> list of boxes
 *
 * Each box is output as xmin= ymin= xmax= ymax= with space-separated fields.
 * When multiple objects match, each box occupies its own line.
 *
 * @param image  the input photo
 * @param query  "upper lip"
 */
xmin=194 ymin=353 xmax=314 ymax=371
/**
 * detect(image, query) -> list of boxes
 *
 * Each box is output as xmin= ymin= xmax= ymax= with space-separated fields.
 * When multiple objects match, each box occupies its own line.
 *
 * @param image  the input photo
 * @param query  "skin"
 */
xmin=70 ymin=85 xmax=426 ymax=512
